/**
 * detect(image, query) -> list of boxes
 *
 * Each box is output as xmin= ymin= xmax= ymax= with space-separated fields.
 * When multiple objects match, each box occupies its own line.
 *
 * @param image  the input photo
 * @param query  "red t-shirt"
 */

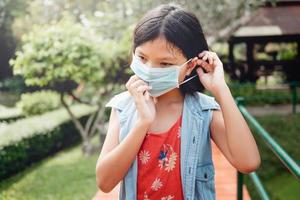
xmin=137 ymin=115 xmax=184 ymax=200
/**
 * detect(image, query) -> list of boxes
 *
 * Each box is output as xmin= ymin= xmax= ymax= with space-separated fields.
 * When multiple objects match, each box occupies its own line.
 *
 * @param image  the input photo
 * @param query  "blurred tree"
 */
xmin=6 ymin=0 xmax=277 ymax=154
xmin=0 ymin=0 xmax=27 ymax=79
xmin=10 ymin=16 xmax=130 ymax=155
xmin=4 ymin=0 xmax=272 ymax=81
xmin=10 ymin=0 xmax=270 ymax=43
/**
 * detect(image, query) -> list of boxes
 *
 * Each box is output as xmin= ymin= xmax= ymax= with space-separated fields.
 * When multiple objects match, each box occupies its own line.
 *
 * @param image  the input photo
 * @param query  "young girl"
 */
xmin=96 ymin=3 xmax=260 ymax=200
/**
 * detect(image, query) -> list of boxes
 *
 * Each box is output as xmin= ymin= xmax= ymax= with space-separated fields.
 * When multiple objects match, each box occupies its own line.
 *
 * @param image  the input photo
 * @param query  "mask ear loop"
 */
xmin=177 ymin=58 xmax=198 ymax=87
xmin=178 ymin=74 xmax=198 ymax=86
xmin=179 ymin=58 xmax=193 ymax=68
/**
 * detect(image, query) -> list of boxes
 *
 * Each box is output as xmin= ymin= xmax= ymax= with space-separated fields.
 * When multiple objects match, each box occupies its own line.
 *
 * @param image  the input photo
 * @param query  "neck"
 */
xmin=155 ymin=88 xmax=184 ymax=105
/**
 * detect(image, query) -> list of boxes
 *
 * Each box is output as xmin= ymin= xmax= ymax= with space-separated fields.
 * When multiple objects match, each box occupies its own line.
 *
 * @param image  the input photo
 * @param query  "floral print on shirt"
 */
xmin=137 ymin=115 xmax=184 ymax=200
xmin=158 ymin=144 xmax=177 ymax=172
xmin=139 ymin=150 xmax=151 ymax=165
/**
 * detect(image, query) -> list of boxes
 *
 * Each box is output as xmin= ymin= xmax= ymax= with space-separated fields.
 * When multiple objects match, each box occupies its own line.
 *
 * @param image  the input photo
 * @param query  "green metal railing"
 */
xmin=235 ymin=97 xmax=300 ymax=200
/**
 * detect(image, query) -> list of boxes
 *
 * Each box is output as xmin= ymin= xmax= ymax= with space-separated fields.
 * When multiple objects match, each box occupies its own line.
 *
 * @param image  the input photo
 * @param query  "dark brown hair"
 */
xmin=132 ymin=3 xmax=209 ymax=95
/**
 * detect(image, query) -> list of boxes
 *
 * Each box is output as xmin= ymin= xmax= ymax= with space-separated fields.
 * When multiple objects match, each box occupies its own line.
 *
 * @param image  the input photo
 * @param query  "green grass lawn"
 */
xmin=0 ymin=140 xmax=100 ymax=200
xmin=265 ymin=173 xmax=300 ymax=200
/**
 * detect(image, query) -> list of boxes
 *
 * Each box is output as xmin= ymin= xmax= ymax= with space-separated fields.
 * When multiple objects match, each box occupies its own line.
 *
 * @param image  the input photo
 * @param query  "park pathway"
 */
xmin=92 ymin=142 xmax=251 ymax=200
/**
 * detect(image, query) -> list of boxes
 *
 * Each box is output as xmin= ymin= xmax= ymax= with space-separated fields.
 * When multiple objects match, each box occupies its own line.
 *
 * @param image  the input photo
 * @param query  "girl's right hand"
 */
xmin=126 ymin=75 xmax=156 ymax=125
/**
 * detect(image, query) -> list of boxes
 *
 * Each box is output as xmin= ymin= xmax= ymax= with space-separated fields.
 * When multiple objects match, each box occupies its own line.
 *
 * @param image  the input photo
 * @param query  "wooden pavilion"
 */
xmin=227 ymin=0 xmax=300 ymax=82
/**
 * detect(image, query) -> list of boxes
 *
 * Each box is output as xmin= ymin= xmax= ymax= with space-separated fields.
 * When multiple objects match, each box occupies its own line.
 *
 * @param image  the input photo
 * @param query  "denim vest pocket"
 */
xmin=195 ymin=164 xmax=215 ymax=200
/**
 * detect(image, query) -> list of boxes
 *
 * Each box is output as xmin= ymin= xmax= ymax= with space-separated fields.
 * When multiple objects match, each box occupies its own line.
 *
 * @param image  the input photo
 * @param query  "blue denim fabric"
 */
xmin=105 ymin=91 xmax=221 ymax=200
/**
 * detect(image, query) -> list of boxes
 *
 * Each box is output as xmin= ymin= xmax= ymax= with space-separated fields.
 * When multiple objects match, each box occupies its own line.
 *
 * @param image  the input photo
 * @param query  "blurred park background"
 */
xmin=0 ymin=0 xmax=299 ymax=199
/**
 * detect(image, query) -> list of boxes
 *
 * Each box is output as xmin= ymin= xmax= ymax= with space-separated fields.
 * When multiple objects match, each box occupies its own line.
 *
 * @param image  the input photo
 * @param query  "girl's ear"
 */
xmin=185 ymin=59 xmax=197 ymax=76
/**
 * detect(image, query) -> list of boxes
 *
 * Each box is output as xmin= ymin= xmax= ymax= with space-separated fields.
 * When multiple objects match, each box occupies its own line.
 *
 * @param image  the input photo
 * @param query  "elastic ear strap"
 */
xmin=181 ymin=58 xmax=193 ymax=67
xmin=178 ymin=74 xmax=198 ymax=86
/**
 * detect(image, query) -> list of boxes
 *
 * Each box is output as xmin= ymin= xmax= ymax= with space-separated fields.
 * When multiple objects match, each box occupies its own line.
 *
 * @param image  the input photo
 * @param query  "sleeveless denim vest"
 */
xmin=105 ymin=91 xmax=221 ymax=200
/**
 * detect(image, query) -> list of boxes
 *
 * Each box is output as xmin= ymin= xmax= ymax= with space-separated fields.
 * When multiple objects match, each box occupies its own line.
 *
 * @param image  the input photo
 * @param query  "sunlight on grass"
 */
xmin=0 ymin=137 xmax=101 ymax=200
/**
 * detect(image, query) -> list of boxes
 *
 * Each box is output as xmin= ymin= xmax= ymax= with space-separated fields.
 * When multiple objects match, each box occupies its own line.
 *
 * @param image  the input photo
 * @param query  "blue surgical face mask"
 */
xmin=130 ymin=54 xmax=198 ymax=97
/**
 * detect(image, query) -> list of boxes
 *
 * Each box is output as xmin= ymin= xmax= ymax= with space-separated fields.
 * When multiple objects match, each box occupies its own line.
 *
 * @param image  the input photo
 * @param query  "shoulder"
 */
xmin=192 ymin=92 xmax=221 ymax=111
xmin=105 ymin=90 xmax=134 ymax=111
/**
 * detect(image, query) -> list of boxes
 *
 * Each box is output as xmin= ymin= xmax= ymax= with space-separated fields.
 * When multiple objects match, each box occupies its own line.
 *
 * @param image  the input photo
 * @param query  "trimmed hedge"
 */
xmin=0 ymin=105 xmax=23 ymax=123
xmin=16 ymin=90 xmax=62 ymax=116
xmin=0 ymin=104 xmax=96 ymax=179
xmin=228 ymin=83 xmax=300 ymax=105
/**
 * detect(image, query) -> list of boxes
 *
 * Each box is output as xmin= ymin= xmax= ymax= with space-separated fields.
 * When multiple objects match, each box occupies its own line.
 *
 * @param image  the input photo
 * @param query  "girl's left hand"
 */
xmin=194 ymin=50 xmax=227 ymax=95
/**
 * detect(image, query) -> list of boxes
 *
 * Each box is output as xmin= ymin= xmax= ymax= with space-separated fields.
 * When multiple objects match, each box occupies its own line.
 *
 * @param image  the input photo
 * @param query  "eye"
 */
xmin=161 ymin=62 xmax=173 ymax=66
xmin=138 ymin=55 xmax=146 ymax=62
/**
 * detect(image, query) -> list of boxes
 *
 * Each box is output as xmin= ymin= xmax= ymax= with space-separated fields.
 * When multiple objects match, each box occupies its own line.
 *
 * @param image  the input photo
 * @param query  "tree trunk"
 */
xmin=60 ymin=90 xmax=108 ymax=156
xmin=81 ymin=139 xmax=94 ymax=156
xmin=60 ymin=93 xmax=97 ymax=155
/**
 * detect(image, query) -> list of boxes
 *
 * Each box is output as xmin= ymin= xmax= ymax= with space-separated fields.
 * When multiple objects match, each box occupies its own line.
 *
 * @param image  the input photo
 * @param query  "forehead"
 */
xmin=135 ymin=37 xmax=184 ymax=60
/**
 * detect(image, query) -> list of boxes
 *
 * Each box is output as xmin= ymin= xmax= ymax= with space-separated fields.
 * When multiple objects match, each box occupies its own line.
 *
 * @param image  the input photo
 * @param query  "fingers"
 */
xmin=199 ymin=51 xmax=222 ymax=65
xmin=125 ymin=75 xmax=139 ymax=89
xmin=191 ymin=57 xmax=198 ymax=65
xmin=197 ymin=51 xmax=221 ymax=73
xmin=196 ymin=66 xmax=204 ymax=76
xmin=198 ymin=51 xmax=205 ymax=58
xmin=131 ymin=79 xmax=148 ymax=89
xmin=126 ymin=75 xmax=151 ymax=99
xmin=126 ymin=75 xmax=147 ymax=90
xmin=202 ymin=53 xmax=209 ymax=63
xmin=195 ymin=58 xmax=211 ymax=73
xmin=136 ymin=85 xmax=151 ymax=93
xmin=145 ymin=90 xmax=150 ymax=101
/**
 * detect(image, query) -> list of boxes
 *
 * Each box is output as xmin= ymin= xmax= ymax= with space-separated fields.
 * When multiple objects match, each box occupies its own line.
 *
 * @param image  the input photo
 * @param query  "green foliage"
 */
xmin=0 ymin=115 xmax=88 ymax=180
xmin=10 ymin=17 xmax=103 ymax=89
xmin=0 ymin=91 xmax=20 ymax=107
xmin=0 ymin=0 xmax=28 ymax=79
xmin=10 ymin=15 xmax=130 ymax=98
xmin=277 ymin=43 xmax=298 ymax=60
xmin=245 ymin=113 xmax=300 ymax=199
xmin=0 ymin=104 xmax=96 ymax=179
xmin=264 ymin=173 xmax=299 ymax=200
xmin=228 ymin=83 xmax=300 ymax=105
xmin=0 ymin=105 xmax=23 ymax=122
xmin=255 ymin=114 xmax=300 ymax=167
xmin=0 ymin=76 xmax=26 ymax=93
xmin=0 ymin=140 xmax=99 ymax=200
xmin=0 ymin=104 xmax=96 ymax=147
xmin=16 ymin=90 xmax=61 ymax=116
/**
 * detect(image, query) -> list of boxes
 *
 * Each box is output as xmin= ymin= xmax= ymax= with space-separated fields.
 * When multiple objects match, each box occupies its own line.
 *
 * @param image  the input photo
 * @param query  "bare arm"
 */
xmin=195 ymin=50 xmax=260 ymax=173
xmin=95 ymin=107 xmax=150 ymax=192
xmin=96 ymin=75 xmax=156 ymax=193
xmin=210 ymin=84 xmax=261 ymax=173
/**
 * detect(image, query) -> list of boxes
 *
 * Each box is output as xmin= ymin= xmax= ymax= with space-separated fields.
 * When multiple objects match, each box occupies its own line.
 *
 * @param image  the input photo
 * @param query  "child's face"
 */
xmin=134 ymin=36 xmax=196 ymax=84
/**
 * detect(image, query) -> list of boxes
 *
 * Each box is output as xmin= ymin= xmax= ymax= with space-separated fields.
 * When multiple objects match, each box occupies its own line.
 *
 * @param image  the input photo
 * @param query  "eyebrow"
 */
xmin=158 ymin=56 xmax=176 ymax=61
xmin=137 ymin=50 xmax=176 ymax=61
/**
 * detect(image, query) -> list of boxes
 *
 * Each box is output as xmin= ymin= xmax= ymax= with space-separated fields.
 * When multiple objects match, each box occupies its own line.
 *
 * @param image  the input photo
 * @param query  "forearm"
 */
xmin=96 ymin=120 xmax=150 ymax=192
xmin=213 ymin=84 xmax=260 ymax=171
